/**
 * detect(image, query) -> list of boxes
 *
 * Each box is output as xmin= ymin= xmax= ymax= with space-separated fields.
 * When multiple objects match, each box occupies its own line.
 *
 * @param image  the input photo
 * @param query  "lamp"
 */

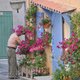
xmin=10 ymin=0 xmax=25 ymax=13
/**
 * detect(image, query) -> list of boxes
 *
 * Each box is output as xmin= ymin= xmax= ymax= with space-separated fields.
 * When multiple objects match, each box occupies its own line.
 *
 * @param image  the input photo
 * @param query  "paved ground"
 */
xmin=0 ymin=59 xmax=21 ymax=80
xmin=0 ymin=59 xmax=52 ymax=80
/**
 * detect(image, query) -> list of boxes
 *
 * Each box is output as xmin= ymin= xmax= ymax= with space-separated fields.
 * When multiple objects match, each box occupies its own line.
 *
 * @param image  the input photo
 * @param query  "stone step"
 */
xmin=21 ymin=76 xmax=52 ymax=80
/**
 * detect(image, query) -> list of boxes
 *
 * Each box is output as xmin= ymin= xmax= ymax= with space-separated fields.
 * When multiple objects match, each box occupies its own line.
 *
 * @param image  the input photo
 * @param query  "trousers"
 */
xmin=7 ymin=47 xmax=18 ymax=78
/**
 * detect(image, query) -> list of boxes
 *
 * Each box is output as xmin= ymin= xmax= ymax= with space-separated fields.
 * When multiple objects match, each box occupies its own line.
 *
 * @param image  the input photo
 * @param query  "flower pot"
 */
xmin=63 ymin=76 xmax=72 ymax=80
xmin=43 ymin=23 xmax=50 ymax=28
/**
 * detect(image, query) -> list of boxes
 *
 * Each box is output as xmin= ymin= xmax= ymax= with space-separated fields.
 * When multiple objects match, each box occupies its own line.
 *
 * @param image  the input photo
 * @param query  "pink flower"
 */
xmin=57 ymin=31 xmax=80 ymax=64
xmin=71 ymin=31 xmax=75 ymax=37
xmin=57 ymin=45 xmax=60 ymax=48
xmin=14 ymin=25 xmax=24 ymax=35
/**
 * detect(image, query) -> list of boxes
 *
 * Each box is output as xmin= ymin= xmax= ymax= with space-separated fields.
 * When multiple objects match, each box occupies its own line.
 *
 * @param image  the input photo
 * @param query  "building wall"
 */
xmin=64 ymin=21 xmax=70 ymax=39
xmin=50 ymin=0 xmax=80 ymax=38
xmin=26 ymin=0 xmax=30 ymax=9
xmin=13 ymin=3 xmax=26 ymax=28
xmin=45 ymin=46 xmax=52 ymax=75
xmin=0 ymin=0 xmax=26 ymax=28
xmin=25 ymin=0 xmax=80 ymax=74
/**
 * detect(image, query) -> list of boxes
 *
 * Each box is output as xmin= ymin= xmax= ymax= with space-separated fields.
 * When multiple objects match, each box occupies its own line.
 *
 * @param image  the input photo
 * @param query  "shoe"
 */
xmin=9 ymin=76 xmax=19 ymax=79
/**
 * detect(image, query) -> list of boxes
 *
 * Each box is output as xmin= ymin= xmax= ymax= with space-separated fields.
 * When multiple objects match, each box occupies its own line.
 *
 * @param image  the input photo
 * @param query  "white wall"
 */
xmin=13 ymin=2 xmax=26 ymax=28
xmin=0 ymin=0 xmax=26 ymax=28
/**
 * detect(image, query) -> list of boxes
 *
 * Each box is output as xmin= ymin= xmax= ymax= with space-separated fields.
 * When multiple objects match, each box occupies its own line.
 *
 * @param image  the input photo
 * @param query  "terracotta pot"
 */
xmin=63 ymin=76 xmax=72 ymax=80
xmin=43 ymin=23 xmax=50 ymax=28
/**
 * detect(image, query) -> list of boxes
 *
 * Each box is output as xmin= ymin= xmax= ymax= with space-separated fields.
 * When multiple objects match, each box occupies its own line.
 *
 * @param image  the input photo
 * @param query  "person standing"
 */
xmin=7 ymin=25 xmax=24 ymax=79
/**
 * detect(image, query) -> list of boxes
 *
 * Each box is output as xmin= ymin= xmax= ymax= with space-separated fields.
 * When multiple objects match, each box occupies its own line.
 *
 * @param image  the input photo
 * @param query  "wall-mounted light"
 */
xmin=10 ymin=0 xmax=25 ymax=13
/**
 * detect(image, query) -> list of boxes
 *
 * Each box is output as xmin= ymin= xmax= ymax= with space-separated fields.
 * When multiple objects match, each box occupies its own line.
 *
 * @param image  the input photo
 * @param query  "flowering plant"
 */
xmin=57 ymin=32 xmax=80 ymax=78
xmin=16 ymin=26 xmax=50 ymax=76
xmin=13 ymin=25 xmax=25 ymax=35
xmin=42 ymin=32 xmax=52 ymax=46
xmin=17 ymin=40 xmax=30 ymax=55
xmin=57 ymin=32 xmax=80 ymax=64
xmin=16 ymin=26 xmax=51 ymax=55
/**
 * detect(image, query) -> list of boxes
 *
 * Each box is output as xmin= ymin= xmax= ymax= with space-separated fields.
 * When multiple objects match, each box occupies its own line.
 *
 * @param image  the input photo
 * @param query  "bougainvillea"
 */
xmin=16 ymin=26 xmax=51 ymax=55
xmin=57 ymin=32 xmax=80 ymax=64
xmin=17 ymin=40 xmax=30 ymax=54
xmin=29 ymin=38 xmax=44 ymax=52
xmin=13 ymin=25 xmax=24 ymax=35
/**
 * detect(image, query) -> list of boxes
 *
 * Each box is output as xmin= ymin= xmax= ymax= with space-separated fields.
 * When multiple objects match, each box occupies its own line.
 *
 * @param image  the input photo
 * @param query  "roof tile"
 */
xmin=31 ymin=0 xmax=76 ymax=13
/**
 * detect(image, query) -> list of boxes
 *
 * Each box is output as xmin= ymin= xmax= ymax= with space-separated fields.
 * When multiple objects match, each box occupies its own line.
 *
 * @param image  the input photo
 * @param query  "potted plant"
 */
xmin=42 ymin=18 xmax=50 ymax=28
